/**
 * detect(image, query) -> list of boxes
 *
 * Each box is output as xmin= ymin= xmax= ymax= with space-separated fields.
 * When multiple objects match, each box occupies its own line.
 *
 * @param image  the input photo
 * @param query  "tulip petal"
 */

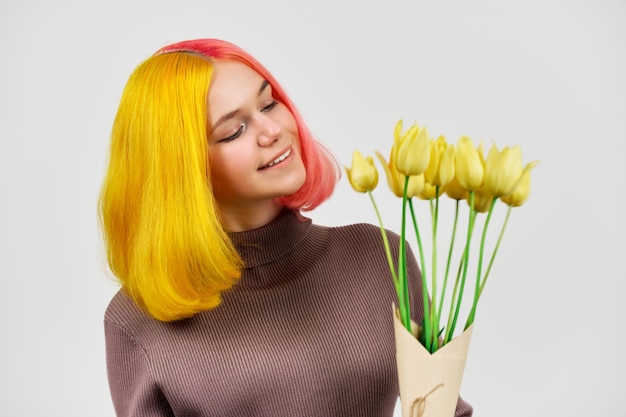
xmin=455 ymin=136 xmax=484 ymax=191
xmin=345 ymin=150 xmax=378 ymax=193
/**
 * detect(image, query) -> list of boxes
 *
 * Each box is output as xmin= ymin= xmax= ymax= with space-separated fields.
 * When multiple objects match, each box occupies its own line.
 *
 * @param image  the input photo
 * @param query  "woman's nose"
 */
xmin=255 ymin=114 xmax=281 ymax=146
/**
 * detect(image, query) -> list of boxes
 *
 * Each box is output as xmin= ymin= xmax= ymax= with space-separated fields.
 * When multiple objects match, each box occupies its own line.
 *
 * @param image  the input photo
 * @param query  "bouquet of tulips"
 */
xmin=345 ymin=120 xmax=538 ymax=416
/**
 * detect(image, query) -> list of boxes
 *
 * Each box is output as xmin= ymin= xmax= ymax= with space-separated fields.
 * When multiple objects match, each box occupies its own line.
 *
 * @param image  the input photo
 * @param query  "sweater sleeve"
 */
xmin=104 ymin=320 xmax=174 ymax=417
xmin=455 ymin=395 xmax=473 ymax=416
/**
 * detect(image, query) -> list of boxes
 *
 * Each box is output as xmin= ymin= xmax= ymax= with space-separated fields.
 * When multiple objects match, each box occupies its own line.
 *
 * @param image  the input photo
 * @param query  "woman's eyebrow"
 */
xmin=258 ymin=80 xmax=270 ymax=96
xmin=213 ymin=110 xmax=239 ymax=130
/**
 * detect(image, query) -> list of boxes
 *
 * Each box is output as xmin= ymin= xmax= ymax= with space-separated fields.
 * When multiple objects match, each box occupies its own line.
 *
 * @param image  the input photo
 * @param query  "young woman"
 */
xmin=99 ymin=38 xmax=472 ymax=417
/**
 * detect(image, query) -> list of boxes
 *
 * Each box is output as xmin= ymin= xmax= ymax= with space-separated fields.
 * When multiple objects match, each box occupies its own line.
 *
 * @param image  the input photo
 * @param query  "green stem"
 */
xmin=399 ymin=178 xmax=412 ymax=333
xmin=408 ymin=196 xmax=432 ymax=352
xmin=478 ymin=204 xmax=513 ymax=299
xmin=430 ymin=187 xmax=440 ymax=351
xmin=465 ymin=197 xmax=497 ymax=329
xmin=408 ymin=200 xmax=426 ymax=284
xmin=445 ymin=191 xmax=477 ymax=343
xmin=369 ymin=191 xmax=411 ymax=334
xmin=438 ymin=200 xmax=460 ymax=333
xmin=368 ymin=191 xmax=400 ymax=290
xmin=444 ymin=253 xmax=466 ymax=343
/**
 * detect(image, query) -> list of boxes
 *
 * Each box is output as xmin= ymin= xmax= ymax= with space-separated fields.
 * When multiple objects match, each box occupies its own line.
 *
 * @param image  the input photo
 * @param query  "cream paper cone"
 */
xmin=393 ymin=309 xmax=473 ymax=417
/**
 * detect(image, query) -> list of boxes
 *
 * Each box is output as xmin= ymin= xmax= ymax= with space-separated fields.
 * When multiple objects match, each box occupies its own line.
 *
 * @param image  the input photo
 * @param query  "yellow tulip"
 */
xmin=443 ymin=175 xmax=468 ymax=201
xmin=424 ymin=136 xmax=455 ymax=187
xmin=483 ymin=144 xmax=524 ymax=197
xmin=501 ymin=161 xmax=539 ymax=207
xmin=375 ymin=151 xmax=403 ymax=197
xmin=454 ymin=135 xmax=484 ymax=191
xmin=345 ymin=150 xmax=378 ymax=193
xmin=418 ymin=182 xmax=438 ymax=200
xmin=406 ymin=175 xmax=425 ymax=198
xmin=373 ymin=120 xmax=407 ymax=197
xmin=394 ymin=123 xmax=430 ymax=176
xmin=472 ymin=187 xmax=494 ymax=213
xmin=375 ymin=151 xmax=425 ymax=198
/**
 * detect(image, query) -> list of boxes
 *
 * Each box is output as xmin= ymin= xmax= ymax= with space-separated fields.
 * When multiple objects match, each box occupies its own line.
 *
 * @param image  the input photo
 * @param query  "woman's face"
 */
xmin=207 ymin=61 xmax=306 ymax=214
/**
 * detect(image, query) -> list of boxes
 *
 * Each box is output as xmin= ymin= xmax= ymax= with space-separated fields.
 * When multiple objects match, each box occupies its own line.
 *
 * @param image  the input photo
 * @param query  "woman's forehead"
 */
xmin=208 ymin=61 xmax=270 ymax=124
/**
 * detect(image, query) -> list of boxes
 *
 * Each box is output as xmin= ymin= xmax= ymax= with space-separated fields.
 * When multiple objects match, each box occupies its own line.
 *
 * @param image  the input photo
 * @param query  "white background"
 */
xmin=1 ymin=0 xmax=624 ymax=416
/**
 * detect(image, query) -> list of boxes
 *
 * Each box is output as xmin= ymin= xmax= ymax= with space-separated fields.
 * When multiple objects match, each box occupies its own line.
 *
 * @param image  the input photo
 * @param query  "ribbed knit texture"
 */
xmin=104 ymin=209 xmax=473 ymax=416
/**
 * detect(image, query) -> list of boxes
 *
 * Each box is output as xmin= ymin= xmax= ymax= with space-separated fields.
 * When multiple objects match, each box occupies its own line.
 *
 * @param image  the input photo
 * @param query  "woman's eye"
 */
xmin=261 ymin=100 xmax=278 ymax=112
xmin=219 ymin=125 xmax=244 ymax=143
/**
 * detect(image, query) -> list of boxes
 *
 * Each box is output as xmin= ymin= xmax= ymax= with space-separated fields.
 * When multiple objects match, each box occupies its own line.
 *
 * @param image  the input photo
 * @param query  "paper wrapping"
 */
xmin=393 ymin=309 xmax=473 ymax=417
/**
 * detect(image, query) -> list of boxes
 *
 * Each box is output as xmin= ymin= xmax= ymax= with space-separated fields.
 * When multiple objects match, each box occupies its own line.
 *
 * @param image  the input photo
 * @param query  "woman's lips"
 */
xmin=259 ymin=148 xmax=292 ymax=169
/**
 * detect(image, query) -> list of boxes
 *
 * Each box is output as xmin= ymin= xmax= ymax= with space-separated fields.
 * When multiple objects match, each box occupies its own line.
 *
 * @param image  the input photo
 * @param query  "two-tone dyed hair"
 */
xmin=99 ymin=39 xmax=339 ymax=321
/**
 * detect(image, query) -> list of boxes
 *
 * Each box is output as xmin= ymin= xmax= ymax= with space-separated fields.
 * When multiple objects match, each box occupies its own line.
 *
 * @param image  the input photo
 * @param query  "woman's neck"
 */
xmin=217 ymin=200 xmax=285 ymax=232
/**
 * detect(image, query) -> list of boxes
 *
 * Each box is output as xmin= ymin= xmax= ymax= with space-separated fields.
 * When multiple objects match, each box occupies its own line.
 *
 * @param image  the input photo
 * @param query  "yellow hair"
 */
xmin=99 ymin=52 xmax=243 ymax=321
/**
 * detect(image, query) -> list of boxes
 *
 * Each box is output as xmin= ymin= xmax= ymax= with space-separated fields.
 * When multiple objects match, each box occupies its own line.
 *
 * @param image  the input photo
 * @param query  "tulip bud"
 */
xmin=395 ymin=124 xmax=430 ymax=176
xmin=483 ymin=144 xmax=523 ymax=197
xmin=345 ymin=150 xmax=378 ymax=193
xmin=418 ymin=182 xmax=438 ymax=200
xmin=501 ymin=161 xmax=539 ymax=207
xmin=425 ymin=136 xmax=455 ymax=187
xmin=376 ymin=149 xmax=427 ymax=199
xmin=454 ymin=135 xmax=484 ymax=191
xmin=406 ymin=175 xmax=426 ymax=198
xmin=443 ymin=175 xmax=468 ymax=201
xmin=472 ymin=188 xmax=494 ymax=213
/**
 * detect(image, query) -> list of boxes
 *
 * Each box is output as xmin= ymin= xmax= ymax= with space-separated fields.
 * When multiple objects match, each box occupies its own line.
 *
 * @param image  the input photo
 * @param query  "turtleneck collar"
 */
xmin=227 ymin=209 xmax=314 ymax=269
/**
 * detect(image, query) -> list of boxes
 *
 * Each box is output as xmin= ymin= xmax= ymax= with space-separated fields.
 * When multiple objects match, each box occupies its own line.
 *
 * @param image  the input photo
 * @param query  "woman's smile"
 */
xmin=259 ymin=148 xmax=292 ymax=170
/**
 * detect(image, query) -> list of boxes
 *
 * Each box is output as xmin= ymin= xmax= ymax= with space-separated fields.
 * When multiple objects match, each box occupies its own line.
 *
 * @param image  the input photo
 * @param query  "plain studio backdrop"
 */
xmin=1 ymin=0 xmax=624 ymax=416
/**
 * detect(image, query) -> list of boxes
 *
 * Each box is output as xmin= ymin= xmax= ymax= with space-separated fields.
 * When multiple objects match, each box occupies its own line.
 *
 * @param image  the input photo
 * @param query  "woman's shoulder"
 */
xmin=324 ymin=220 xmax=399 ymax=236
xmin=317 ymin=221 xmax=401 ymax=247
xmin=104 ymin=289 xmax=154 ymax=333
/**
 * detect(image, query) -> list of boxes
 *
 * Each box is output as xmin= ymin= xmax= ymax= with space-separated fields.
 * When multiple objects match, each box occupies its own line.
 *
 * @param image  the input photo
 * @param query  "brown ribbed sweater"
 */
xmin=104 ymin=209 xmax=472 ymax=416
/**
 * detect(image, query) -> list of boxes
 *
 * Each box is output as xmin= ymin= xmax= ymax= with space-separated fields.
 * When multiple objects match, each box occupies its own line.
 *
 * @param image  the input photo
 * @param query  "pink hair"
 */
xmin=156 ymin=39 xmax=339 ymax=210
